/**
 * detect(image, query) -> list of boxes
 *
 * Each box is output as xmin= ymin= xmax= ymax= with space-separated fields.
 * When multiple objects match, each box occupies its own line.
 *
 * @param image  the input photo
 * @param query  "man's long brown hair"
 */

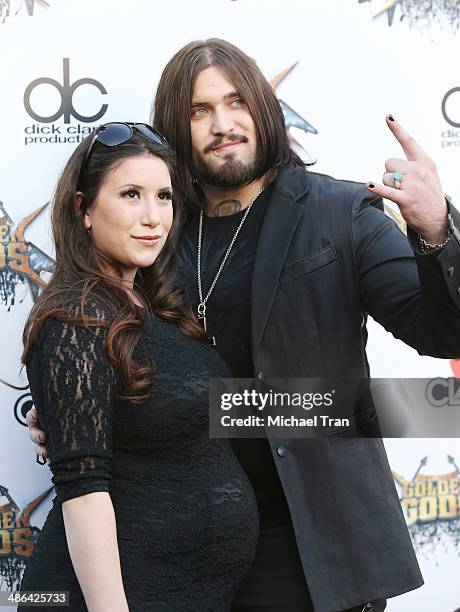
xmin=152 ymin=38 xmax=304 ymax=210
xmin=21 ymin=131 xmax=205 ymax=403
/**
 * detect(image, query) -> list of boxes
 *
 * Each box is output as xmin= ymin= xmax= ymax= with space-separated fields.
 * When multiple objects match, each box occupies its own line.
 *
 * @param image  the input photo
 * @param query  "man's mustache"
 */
xmin=203 ymin=134 xmax=248 ymax=154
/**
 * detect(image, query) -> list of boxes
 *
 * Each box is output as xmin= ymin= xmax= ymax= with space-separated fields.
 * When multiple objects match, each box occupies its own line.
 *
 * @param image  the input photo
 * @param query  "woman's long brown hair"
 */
xmin=19 ymin=130 xmax=206 ymax=403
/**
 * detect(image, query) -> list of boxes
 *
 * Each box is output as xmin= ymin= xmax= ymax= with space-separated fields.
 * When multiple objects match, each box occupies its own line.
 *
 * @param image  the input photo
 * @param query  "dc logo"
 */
xmin=14 ymin=393 xmax=34 ymax=427
xmin=442 ymin=87 xmax=460 ymax=128
xmin=24 ymin=58 xmax=108 ymax=124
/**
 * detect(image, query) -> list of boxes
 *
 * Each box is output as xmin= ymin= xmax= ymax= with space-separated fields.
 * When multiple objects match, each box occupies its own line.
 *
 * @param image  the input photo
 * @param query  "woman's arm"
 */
xmin=63 ymin=492 xmax=129 ymax=612
xmin=26 ymin=303 xmax=128 ymax=610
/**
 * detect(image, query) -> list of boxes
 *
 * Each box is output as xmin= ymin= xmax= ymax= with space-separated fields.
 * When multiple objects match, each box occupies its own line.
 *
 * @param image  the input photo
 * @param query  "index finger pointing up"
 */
xmin=386 ymin=114 xmax=429 ymax=161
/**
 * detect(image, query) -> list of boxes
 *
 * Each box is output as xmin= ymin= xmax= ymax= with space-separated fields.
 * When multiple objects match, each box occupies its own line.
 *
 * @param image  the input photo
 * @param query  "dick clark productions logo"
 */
xmin=441 ymin=86 xmax=460 ymax=149
xmin=23 ymin=58 xmax=108 ymax=145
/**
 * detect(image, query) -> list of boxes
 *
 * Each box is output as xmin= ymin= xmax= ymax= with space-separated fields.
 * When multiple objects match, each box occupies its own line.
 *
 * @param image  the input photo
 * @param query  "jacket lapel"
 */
xmin=251 ymin=166 xmax=310 ymax=358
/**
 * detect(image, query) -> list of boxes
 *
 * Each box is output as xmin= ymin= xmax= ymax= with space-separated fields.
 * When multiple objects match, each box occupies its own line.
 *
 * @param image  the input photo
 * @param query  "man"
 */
xmin=28 ymin=39 xmax=460 ymax=612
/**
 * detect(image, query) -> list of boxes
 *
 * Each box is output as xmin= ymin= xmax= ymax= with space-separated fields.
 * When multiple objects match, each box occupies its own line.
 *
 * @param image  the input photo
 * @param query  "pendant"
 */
xmin=197 ymin=303 xmax=216 ymax=346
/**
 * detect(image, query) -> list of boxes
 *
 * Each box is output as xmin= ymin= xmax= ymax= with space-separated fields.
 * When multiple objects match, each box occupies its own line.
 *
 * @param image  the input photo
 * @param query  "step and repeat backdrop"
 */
xmin=0 ymin=1 xmax=459 ymax=610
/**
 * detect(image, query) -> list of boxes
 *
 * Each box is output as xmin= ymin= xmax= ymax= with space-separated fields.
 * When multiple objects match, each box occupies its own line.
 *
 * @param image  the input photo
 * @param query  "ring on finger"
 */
xmin=392 ymin=171 xmax=405 ymax=189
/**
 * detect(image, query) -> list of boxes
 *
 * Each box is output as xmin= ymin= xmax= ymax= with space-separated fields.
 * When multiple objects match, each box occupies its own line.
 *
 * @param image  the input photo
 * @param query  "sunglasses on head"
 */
xmin=84 ymin=122 xmax=169 ymax=163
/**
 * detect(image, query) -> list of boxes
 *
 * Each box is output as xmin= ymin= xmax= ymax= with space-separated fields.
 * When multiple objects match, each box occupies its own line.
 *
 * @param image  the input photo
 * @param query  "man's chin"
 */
xmin=195 ymin=157 xmax=259 ymax=188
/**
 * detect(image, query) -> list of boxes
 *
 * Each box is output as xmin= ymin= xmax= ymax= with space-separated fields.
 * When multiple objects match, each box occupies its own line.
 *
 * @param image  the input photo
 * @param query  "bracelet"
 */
xmin=418 ymin=229 xmax=451 ymax=253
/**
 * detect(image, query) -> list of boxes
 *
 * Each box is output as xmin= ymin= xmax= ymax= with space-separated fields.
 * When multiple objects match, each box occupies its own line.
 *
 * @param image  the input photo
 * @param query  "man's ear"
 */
xmin=75 ymin=191 xmax=91 ymax=230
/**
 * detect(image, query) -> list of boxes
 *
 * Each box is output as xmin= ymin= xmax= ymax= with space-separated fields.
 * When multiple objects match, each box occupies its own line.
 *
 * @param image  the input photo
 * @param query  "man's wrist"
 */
xmin=417 ymin=229 xmax=451 ymax=254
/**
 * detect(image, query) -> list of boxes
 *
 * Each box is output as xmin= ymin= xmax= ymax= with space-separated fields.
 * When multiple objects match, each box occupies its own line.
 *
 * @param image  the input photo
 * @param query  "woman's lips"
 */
xmin=132 ymin=236 xmax=162 ymax=247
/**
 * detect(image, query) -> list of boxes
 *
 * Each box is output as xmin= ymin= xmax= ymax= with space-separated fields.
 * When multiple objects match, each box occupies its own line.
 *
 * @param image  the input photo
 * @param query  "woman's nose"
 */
xmin=140 ymin=201 xmax=161 ymax=227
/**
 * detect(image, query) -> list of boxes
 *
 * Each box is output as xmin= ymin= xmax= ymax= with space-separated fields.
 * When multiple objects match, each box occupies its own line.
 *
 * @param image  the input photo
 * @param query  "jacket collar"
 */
xmin=270 ymin=163 xmax=311 ymax=201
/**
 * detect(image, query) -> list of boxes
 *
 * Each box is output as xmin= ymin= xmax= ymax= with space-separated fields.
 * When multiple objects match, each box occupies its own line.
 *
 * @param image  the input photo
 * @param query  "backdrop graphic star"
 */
xmin=360 ymin=0 xmax=460 ymax=30
xmin=0 ymin=0 xmax=49 ymax=23
xmin=0 ymin=201 xmax=55 ymax=308
xmin=270 ymin=63 xmax=317 ymax=162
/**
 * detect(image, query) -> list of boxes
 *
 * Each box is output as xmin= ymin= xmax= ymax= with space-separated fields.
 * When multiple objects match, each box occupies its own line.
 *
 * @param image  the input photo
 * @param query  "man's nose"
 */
xmin=211 ymin=107 xmax=235 ymax=136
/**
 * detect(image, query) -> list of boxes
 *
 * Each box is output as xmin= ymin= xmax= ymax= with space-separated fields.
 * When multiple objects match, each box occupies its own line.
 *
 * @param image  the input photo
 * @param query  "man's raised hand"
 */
xmin=367 ymin=115 xmax=448 ymax=245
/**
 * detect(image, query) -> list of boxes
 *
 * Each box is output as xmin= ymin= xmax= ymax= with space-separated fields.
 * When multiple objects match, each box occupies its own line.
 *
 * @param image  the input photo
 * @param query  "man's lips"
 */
xmin=212 ymin=140 xmax=245 ymax=151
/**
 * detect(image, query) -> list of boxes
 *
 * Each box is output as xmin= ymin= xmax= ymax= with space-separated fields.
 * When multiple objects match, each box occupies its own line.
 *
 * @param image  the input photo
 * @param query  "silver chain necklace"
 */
xmin=197 ymin=187 xmax=264 ymax=345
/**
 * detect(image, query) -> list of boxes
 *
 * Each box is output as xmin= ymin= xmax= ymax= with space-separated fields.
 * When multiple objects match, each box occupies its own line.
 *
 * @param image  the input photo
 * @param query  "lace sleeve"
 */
xmin=26 ymin=304 xmax=117 ymax=503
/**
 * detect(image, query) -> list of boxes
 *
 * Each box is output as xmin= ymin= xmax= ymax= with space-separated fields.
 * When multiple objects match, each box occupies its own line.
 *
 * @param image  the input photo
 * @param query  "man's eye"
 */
xmin=232 ymin=98 xmax=244 ymax=106
xmin=192 ymin=108 xmax=207 ymax=117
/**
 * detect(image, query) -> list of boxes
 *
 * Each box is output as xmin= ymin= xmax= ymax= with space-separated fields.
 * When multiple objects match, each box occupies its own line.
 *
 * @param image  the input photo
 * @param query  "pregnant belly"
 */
xmin=109 ymin=447 xmax=259 ymax=599
xmin=110 ymin=445 xmax=259 ymax=565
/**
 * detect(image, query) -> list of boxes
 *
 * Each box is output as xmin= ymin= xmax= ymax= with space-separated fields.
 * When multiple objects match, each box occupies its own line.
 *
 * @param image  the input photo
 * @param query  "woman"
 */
xmin=18 ymin=123 xmax=258 ymax=611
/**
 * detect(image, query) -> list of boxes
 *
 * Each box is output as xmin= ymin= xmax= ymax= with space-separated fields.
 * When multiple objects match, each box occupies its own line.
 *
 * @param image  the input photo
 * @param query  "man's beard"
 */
xmin=192 ymin=144 xmax=262 ymax=188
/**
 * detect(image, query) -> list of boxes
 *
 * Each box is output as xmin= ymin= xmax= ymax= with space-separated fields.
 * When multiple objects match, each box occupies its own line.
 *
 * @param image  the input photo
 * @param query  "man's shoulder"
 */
xmin=308 ymin=169 xmax=366 ymax=194
xmin=274 ymin=165 xmax=381 ymax=211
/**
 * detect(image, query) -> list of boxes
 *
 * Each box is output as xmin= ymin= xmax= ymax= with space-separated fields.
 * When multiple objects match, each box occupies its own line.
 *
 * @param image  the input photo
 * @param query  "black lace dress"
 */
xmin=19 ymin=302 xmax=259 ymax=611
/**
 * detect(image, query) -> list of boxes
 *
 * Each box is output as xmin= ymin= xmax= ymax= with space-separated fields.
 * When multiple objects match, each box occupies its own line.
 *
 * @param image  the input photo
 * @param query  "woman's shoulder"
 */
xmin=36 ymin=295 xmax=112 ymax=350
xmin=67 ymin=294 xmax=112 ymax=320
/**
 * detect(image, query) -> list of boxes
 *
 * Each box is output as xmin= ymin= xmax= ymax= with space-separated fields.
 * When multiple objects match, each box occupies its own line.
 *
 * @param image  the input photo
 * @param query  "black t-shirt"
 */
xmin=175 ymin=186 xmax=291 ymax=527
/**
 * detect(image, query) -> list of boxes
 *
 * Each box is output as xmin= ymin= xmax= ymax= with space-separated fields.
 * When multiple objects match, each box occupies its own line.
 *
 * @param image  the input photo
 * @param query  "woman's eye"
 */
xmin=158 ymin=191 xmax=173 ymax=201
xmin=232 ymin=98 xmax=244 ymax=106
xmin=122 ymin=188 xmax=140 ymax=199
